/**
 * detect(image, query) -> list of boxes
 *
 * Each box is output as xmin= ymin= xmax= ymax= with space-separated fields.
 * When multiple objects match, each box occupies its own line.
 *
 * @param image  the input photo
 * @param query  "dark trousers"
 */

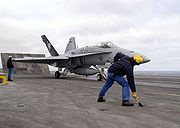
xmin=8 ymin=68 xmax=13 ymax=80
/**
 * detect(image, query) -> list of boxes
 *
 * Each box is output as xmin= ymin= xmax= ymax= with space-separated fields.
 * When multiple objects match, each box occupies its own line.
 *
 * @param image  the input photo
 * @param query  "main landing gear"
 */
xmin=55 ymin=71 xmax=61 ymax=79
xmin=55 ymin=68 xmax=62 ymax=79
xmin=97 ymin=73 xmax=103 ymax=81
xmin=55 ymin=68 xmax=69 ymax=79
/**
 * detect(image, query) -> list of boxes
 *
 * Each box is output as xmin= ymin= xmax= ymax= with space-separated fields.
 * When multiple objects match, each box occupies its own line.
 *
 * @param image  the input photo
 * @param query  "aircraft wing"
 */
xmin=12 ymin=51 xmax=112 ymax=65
xmin=12 ymin=55 xmax=69 ymax=65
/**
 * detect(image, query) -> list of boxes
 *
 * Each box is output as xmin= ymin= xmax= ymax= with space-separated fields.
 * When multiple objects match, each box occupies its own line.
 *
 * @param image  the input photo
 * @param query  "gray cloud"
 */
xmin=0 ymin=0 xmax=180 ymax=71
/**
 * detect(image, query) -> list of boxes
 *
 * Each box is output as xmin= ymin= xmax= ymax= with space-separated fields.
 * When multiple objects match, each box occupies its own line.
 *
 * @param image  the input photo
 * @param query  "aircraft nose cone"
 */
xmin=142 ymin=56 xmax=151 ymax=63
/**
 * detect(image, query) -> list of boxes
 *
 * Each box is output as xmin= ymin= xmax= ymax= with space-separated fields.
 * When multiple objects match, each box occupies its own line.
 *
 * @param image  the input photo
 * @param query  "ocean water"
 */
xmin=135 ymin=71 xmax=180 ymax=77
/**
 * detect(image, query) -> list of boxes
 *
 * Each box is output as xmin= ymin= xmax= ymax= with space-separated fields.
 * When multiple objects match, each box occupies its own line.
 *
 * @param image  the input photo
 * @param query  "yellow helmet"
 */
xmin=133 ymin=55 xmax=143 ymax=64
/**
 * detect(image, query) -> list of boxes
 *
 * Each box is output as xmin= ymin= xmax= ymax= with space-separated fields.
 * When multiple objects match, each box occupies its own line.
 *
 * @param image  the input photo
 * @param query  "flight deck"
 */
xmin=0 ymin=74 xmax=179 ymax=128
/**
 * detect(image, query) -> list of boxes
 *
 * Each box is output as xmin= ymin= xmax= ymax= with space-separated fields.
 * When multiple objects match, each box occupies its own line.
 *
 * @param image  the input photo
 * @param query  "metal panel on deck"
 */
xmin=1 ymin=53 xmax=50 ymax=74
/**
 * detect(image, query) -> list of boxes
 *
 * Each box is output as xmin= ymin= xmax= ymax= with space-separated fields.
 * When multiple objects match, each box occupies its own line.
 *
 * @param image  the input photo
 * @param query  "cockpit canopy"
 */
xmin=98 ymin=41 xmax=114 ymax=48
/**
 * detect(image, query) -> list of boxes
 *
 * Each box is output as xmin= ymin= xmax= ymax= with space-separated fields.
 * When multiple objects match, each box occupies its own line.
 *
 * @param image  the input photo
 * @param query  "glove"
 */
xmin=132 ymin=92 xmax=137 ymax=99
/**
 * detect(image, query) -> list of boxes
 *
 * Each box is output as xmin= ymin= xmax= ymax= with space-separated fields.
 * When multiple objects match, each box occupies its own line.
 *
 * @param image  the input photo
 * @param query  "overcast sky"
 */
xmin=0 ymin=0 xmax=180 ymax=71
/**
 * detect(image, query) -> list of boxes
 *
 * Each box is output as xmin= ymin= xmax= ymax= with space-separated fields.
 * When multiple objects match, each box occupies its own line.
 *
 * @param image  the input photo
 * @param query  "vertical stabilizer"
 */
xmin=41 ymin=35 xmax=59 ymax=56
xmin=65 ymin=37 xmax=76 ymax=53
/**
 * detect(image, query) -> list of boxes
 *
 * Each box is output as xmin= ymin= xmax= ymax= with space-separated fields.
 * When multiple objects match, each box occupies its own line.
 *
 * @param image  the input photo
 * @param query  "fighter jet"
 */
xmin=13 ymin=35 xmax=150 ymax=80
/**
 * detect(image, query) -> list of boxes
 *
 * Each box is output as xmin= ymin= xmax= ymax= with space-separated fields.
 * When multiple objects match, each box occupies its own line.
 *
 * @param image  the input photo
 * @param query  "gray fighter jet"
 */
xmin=13 ymin=35 xmax=150 ymax=80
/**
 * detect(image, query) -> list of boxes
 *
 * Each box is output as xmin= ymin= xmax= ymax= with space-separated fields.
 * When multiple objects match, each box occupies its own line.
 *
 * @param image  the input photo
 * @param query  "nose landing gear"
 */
xmin=97 ymin=73 xmax=107 ymax=81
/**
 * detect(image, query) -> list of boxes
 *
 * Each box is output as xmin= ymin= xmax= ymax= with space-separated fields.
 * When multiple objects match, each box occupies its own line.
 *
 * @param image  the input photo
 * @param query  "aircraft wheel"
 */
xmin=97 ymin=74 xmax=103 ymax=81
xmin=55 ymin=71 xmax=61 ymax=79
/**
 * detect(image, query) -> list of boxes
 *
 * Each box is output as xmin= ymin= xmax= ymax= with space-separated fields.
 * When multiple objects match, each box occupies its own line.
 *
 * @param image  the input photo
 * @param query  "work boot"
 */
xmin=97 ymin=97 xmax=106 ymax=102
xmin=122 ymin=100 xmax=134 ymax=106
